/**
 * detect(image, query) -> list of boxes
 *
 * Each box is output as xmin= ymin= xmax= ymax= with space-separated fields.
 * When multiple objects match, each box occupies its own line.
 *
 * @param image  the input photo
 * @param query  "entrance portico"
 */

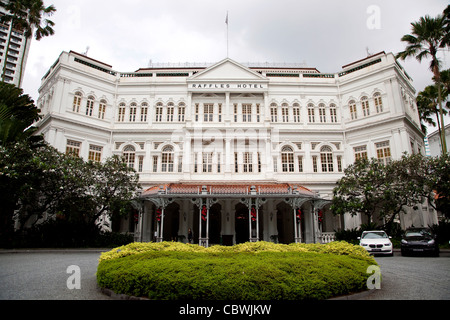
xmin=137 ymin=183 xmax=331 ymax=246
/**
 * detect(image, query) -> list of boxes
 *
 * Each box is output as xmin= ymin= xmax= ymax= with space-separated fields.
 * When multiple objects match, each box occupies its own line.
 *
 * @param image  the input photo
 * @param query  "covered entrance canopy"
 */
xmin=138 ymin=183 xmax=331 ymax=247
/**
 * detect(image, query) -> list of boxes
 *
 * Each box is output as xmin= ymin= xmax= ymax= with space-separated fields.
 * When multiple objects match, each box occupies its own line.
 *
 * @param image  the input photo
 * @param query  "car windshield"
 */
xmin=405 ymin=229 xmax=432 ymax=237
xmin=361 ymin=231 xmax=388 ymax=239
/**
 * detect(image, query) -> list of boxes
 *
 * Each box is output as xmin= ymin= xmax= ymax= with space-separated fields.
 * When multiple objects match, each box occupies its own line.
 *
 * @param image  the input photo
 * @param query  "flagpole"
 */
xmin=226 ymin=11 xmax=229 ymax=58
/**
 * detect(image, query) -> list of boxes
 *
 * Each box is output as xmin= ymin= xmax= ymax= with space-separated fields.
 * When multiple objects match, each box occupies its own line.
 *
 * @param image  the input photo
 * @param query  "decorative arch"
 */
xmin=281 ymin=145 xmax=294 ymax=172
xmin=72 ymin=91 xmax=83 ymax=112
xmin=123 ymin=145 xmax=136 ymax=169
xmin=161 ymin=145 xmax=174 ymax=172
xmin=86 ymin=95 xmax=95 ymax=116
xmin=373 ymin=92 xmax=384 ymax=113
xmin=320 ymin=145 xmax=334 ymax=172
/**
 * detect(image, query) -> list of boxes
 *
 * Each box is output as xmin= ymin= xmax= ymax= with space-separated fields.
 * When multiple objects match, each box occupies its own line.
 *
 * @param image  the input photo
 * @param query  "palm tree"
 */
xmin=416 ymin=84 xmax=448 ymax=136
xmin=417 ymin=85 xmax=438 ymax=134
xmin=0 ymin=0 xmax=56 ymax=86
xmin=397 ymin=14 xmax=448 ymax=154
xmin=440 ymin=68 xmax=450 ymax=95
xmin=443 ymin=5 xmax=450 ymax=46
xmin=0 ymin=82 xmax=42 ymax=146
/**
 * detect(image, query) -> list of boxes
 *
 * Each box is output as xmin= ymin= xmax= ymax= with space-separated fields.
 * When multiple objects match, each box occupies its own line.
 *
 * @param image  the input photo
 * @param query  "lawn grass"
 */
xmin=97 ymin=241 xmax=376 ymax=300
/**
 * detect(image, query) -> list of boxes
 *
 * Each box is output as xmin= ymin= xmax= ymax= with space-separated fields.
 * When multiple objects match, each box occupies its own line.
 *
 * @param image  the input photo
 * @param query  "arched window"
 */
xmin=178 ymin=102 xmax=186 ymax=122
xmin=73 ymin=92 xmax=82 ymax=113
xmin=330 ymin=103 xmax=337 ymax=123
xmin=281 ymin=146 xmax=294 ymax=173
xmin=141 ymin=102 xmax=148 ymax=122
xmin=130 ymin=102 xmax=137 ymax=122
xmin=155 ymin=102 xmax=163 ymax=122
xmin=161 ymin=145 xmax=174 ymax=172
xmin=349 ymin=100 xmax=357 ymax=120
xmin=293 ymin=103 xmax=300 ymax=122
xmin=123 ymin=145 xmax=136 ymax=169
xmin=281 ymin=103 xmax=289 ymax=122
xmin=308 ymin=103 xmax=315 ymax=123
xmin=374 ymin=92 xmax=383 ymax=113
xmin=98 ymin=99 xmax=107 ymax=119
xmin=319 ymin=103 xmax=326 ymax=123
xmin=167 ymin=102 xmax=174 ymax=122
xmin=86 ymin=96 xmax=95 ymax=116
xmin=118 ymin=102 xmax=126 ymax=122
xmin=361 ymin=96 xmax=370 ymax=117
xmin=320 ymin=146 xmax=333 ymax=172
xmin=270 ymin=103 xmax=278 ymax=122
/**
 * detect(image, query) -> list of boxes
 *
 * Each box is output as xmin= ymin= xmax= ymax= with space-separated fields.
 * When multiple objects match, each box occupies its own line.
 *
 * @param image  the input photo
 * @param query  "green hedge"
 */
xmin=97 ymin=241 xmax=376 ymax=300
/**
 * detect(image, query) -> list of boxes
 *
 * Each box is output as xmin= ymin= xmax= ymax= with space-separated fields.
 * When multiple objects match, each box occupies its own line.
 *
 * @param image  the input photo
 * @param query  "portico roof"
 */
xmin=140 ymin=183 xmax=317 ymax=199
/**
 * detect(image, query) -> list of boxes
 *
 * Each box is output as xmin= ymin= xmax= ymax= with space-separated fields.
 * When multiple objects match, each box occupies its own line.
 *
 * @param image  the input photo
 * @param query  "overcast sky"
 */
xmin=22 ymin=0 xmax=450 ymax=129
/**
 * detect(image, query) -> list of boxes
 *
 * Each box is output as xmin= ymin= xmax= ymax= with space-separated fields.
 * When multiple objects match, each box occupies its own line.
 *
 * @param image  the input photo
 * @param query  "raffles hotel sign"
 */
xmin=188 ymin=82 xmax=268 ymax=92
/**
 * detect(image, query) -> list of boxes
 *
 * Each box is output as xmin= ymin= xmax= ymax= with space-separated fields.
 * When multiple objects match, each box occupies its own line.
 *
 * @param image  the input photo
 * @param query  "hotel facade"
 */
xmin=36 ymin=50 xmax=436 ymax=246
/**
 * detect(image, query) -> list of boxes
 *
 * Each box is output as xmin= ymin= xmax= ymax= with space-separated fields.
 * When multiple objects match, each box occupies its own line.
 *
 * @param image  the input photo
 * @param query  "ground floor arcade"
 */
xmin=134 ymin=184 xmax=339 ymax=246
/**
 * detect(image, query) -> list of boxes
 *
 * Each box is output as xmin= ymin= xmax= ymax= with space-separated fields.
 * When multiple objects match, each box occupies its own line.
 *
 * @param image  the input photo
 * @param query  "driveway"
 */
xmin=364 ymin=251 xmax=450 ymax=300
xmin=1 ymin=249 xmax=449 ymax=300
xmin=0 ymin=250 xmax=111 ymax=300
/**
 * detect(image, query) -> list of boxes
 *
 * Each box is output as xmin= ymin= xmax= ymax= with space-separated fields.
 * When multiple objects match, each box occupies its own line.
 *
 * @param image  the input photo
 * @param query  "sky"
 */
xmin=21 ymin=0 xmax=450 ymax=131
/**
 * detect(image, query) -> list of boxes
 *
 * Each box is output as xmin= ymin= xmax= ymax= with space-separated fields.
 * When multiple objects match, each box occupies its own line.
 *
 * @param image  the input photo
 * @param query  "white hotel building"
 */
xmin=36 ymin=50 xmax=436 ymax=246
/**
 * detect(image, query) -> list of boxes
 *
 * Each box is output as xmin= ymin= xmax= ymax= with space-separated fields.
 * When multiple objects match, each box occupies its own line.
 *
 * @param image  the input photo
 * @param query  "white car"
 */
xmin=358 ymin=230 xmax=393 ymax=256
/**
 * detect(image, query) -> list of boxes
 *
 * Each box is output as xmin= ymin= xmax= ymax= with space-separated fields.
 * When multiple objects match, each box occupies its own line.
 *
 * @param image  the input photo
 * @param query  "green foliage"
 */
xmin=97 ymin=241 xmax=376 ymax=300
xmin=397 ymin=8 xmax=449 ymax=154
xmin=13 ymin=218 xmax=133 ymax=248
xmin=0 ymin=82 xmax=42 ymax=146
xmin=0 ymin=0 xmax=56 ymax=40
xmin=99 ymin=240 xmax=374 ymax=262
xmin=334 ymin=228 xmax=360 ymax=245
xmin=0 ymin=140 xmax=140 ymax=247
xmin=332 ymin=153 xmax=450 ymax=224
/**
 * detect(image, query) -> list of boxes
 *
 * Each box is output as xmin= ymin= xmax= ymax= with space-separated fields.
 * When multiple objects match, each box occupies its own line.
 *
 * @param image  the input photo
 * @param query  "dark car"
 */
xmin=401 ymin=227 xmax=439 ymax=257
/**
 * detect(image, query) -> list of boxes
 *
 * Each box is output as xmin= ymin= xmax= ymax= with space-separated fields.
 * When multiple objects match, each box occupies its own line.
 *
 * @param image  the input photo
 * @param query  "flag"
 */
xmin=225 ymin=12 xmax=228 ymax=25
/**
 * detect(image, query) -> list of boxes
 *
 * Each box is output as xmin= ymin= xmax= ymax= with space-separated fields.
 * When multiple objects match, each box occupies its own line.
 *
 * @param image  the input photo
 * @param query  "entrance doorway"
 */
xmin=209 ymin=203 xmax=222 ymax=245
xmin=162 ymin=202 xmax=180 ymax=241
xmin=276 ymin=202 xmax=294 ymax=244
xmin=235 ymin=203 xmax=249 ymax=244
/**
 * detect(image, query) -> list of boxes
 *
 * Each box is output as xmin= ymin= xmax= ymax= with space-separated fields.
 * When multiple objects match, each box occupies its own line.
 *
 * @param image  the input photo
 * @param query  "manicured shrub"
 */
xmin=97 ymin=241 xmax=376 ymax=300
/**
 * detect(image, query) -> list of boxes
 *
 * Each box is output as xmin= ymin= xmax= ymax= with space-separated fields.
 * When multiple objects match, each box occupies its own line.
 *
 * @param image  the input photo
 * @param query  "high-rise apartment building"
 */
xmin=0 ymin=6 xmax=31 ymax=87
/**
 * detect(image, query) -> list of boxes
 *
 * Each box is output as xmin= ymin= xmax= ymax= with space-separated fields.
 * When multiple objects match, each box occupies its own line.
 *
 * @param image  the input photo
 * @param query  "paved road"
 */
xmin=364 ymin=251 xmax=450 ymax=300
xmin=0 ymin=250 xmax=449 ymax=300
xmin=0 ymin=251 xmax=111 ymax=300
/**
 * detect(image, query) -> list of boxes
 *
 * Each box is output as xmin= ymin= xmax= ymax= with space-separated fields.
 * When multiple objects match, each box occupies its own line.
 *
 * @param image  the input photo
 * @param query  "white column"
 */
xmin=225 ymin=92 xmax=231 ymax=122
xmin=225 ymin=138 xmax=232 ymax=173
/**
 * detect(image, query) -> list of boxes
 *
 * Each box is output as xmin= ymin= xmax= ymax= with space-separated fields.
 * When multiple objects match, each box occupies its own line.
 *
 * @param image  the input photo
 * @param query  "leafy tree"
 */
xmin=331 ymin=158 xmax=396 ymax=224
xmin=427 ymin=154 xmax=450 ymax=218
xmin=416 ymin=84 xmax=442 ymax=134
xmin=332 ymin=154 xmax=450 ymax=227
xmin=397 ymin=12 xmax=449 ymax=153
xmin=0 ymin=141 xmax=141 ymax=247
xmin=0 ymin=82 xmax=42 ymax=146
xmin=0 ymin=82 xmax=43 ymax=242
